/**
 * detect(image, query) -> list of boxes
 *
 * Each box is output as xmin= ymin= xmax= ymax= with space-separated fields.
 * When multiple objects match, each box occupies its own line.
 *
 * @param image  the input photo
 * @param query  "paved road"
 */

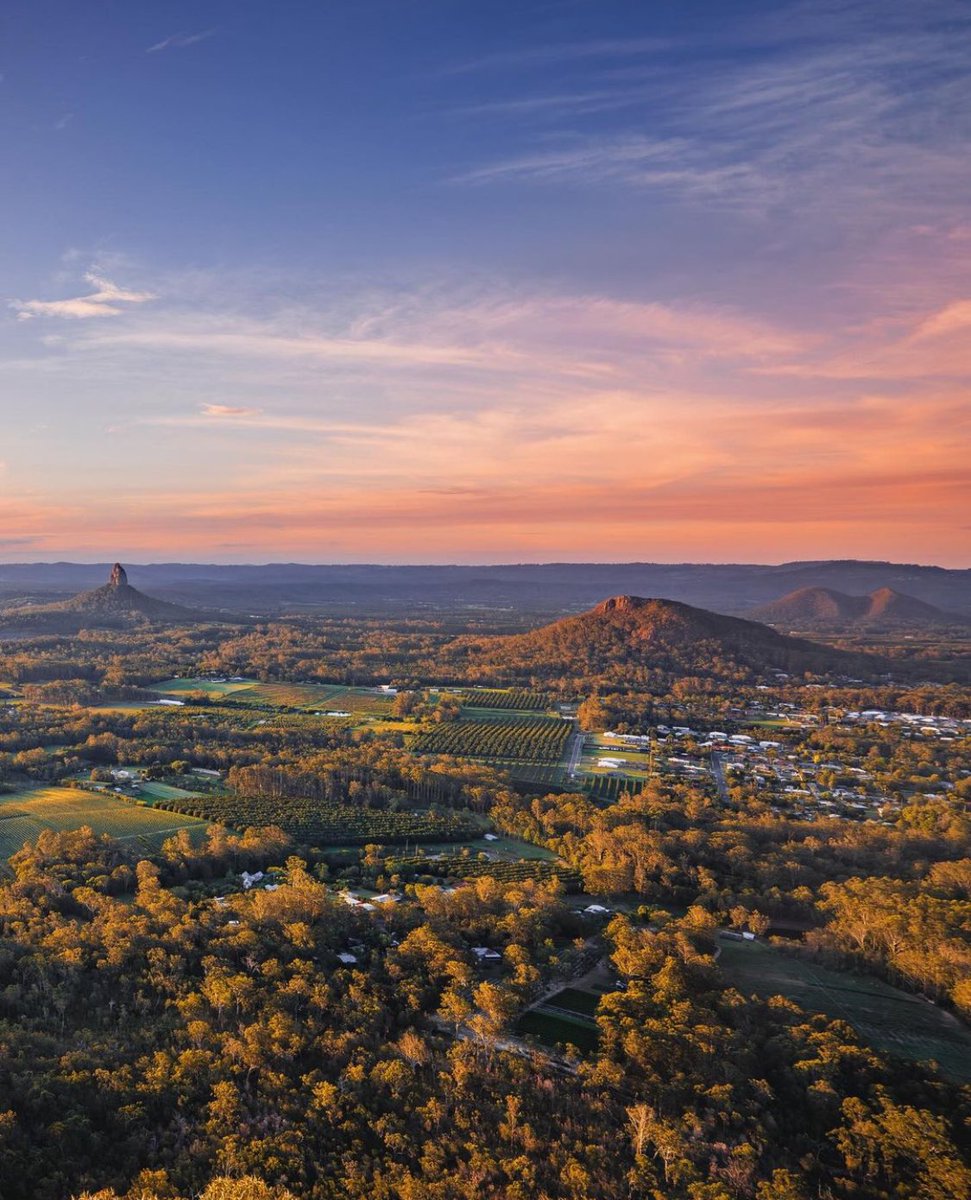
xmin=711 ymin=751 xmax=729 ymax=802
xmin=565 ymin=728 xmax=586 ymax=778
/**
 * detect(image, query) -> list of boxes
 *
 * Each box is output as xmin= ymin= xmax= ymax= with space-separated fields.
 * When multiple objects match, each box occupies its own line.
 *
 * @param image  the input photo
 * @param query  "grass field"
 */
xmin=543 ymin=987 xmax=603 ymax=1018
xmin=400 ymin=834 xmax=559 ymax=862
xmin=137 ymin=781 xmax=202 ymax=802
xmin=0 ymin=785 xmax=208 ymax=859
xmin=516 ymin=1008 xmax=599 ymax=1052
xmin=150 ymin=678 xmax=394 ymax=716
xmin=718 ymin=938 xmax=971 ymax=1083
xmin=151 ymin=678 xmax=258 ymax=697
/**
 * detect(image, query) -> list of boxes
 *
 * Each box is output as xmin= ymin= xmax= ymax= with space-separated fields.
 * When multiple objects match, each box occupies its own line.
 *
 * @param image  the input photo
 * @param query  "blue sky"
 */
xmin=1 ymin=0 xmax=969 ymax=563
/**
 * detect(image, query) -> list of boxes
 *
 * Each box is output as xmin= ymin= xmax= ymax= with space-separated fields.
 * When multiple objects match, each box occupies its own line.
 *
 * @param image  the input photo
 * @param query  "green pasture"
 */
xmin=149 ymin=677 xmax=394 ymax=718
xmin=138 ymin=780 xmax=202 ymax=802
xmin=151 ymin=678 xmax=258 ymax=697
xmin=543 ymin=987 xmax=603 ymax=1018
xmin=405 ymin=834 xmax=558 ymax=862
xmin=0 ymin=785 xmax=208 ymax=860
xmin=718 ymin=938 xmax=971 ymax=1083
xmin=516 ymin=1008 xmax=599 ymax=1053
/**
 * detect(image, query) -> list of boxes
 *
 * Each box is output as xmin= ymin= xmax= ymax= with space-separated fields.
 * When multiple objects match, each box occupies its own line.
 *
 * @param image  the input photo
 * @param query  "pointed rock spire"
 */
xmin=109 ymin=563 xmax=128 ymax=588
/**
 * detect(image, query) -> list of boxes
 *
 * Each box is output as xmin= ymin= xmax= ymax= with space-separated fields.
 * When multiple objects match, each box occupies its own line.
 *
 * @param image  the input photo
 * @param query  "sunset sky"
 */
xmin=2 ymin=0 xmax=969 ymax=565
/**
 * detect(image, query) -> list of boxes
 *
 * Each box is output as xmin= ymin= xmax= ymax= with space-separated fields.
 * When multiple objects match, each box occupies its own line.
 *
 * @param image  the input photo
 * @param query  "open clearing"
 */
xmin=151 ymin=677 xmax=259 ymax=697
xmin=0 ymin=785 xmax=208 ymax=860
xmin=150 ymin=678 xmax=393 ymax=716
xmin=516 ymin=1007 xmax=599 ymax=1052
xmin=414 ymin=834 xmax=558 ymax=862
xmin=718 ymin=938 xmax=971 ymax=1083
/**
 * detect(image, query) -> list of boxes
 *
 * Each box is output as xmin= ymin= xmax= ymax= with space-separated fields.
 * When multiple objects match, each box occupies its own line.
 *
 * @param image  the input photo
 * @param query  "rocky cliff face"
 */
xmin=0 ymin=563 xmax=209 ymax=630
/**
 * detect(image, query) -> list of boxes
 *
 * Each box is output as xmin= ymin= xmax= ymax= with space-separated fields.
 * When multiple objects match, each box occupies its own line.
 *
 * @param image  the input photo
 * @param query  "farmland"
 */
xmin=151 ymin=677 xmax=394 ymax=716
xmin=149 ymin=678 xmax=256 ymax=697
xmin=155 ymin=790 xmax=484 ymax=846
xmin=0 ymin=785 xmax=208 ymax=861
xmin=384 ymin=852 xmax=581 ymax=889
xmin=410 ymin=717 xmax=571 ymax=763
xmin=457 ymin=688 xmax=552 ymax=711
xmin=717 ymin=937 xmax=971 ymax=1084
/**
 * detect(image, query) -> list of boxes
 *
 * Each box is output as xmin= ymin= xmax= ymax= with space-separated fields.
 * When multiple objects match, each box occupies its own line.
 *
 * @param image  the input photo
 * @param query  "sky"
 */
xmin=1 ymin=0 xmax=969 ymax=566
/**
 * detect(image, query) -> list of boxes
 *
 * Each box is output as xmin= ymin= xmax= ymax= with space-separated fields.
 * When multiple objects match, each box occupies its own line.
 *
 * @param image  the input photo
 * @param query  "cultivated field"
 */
xmin=0 ymin=785 xmax=208 ymax=860
xmin=151 ymin=678 xmax=258 ymax=697
xmin=155 ymin=790 xmax=484 ymax=846
xmin=410 ymin=717 xmax=572 ymax=764
xmin=458 ymin=688 xmax=552 ymax=711
xmin=717 ymin=938 xmax=971 ymax=1083
xmin=385 ymin=852 xmax=580 ymax=889
xmin=151 ymin=678 xmax=393 ymax=716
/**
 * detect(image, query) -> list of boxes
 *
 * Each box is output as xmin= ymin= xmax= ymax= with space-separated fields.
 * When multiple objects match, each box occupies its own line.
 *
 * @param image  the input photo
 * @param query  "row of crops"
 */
xmin=458 ymin=689 xmax=551 ymax=711
xmin=385 ymin=853 xmax=581 ymax=890
xmin=581 ymin=774 xmax=645 ymax=803
xmin=152 ymin=796 xmax=481 ymax=846
xmin=410 ymin=718 xmax=572 ymax=763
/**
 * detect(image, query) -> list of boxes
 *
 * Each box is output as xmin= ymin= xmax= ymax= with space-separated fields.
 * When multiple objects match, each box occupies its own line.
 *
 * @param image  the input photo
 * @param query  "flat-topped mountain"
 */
xmin=447 ymin=594 xmax=869 ymax=683
xmin=750 ymin=586 xmax=966 ymax=630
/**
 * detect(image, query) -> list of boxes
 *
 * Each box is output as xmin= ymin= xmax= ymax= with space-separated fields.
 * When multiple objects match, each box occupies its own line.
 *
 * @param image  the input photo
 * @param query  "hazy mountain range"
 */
xmin=0 ymin=560 xmax=968 ymax=619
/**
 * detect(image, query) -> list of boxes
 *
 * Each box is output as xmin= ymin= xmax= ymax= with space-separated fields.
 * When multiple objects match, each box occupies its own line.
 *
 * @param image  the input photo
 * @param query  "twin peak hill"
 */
xmin=446 ymin=593 xmax=873 ymax=683
xmin=749 ymin=585 xmax=969 ymax=631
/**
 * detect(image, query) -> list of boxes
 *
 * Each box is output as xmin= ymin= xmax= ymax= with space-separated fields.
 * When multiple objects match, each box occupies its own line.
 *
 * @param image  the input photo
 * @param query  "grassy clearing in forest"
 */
xmin=150 ymin=678 xmax=395 ymax=716
xmin=515 ymin=1008 xmax=599 ymax=1053
xmin=717 ymin=938 xmax=971 ymax=1083
xmin=151 ymin=678 xmax=258 ymax=697
xmin=0 ymin=785 xmax=207 ymax=858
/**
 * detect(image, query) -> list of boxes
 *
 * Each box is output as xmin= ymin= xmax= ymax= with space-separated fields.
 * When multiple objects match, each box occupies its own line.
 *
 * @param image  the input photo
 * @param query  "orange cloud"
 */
xmin=3 ymin=267 xmax=968 ymax=566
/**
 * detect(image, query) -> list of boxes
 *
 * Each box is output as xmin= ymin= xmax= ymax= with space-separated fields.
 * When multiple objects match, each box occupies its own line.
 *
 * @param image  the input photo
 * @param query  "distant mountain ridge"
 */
xmin=0 ymin=559 xmax=967 ymax=617
xmin=447 ymin=594 xmax=871 ymax=683
xmin=750 ymin=586 xmax=968 ymax=629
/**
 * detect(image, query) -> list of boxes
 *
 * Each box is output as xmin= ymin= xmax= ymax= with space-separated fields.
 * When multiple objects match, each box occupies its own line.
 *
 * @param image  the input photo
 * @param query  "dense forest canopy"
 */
xmin=0 ymin=600 xmax=968 ymax=1198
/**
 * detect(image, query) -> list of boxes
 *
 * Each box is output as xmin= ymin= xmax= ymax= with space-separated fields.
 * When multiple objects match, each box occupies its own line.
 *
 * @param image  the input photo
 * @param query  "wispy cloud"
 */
xmin=455 ymin=136 xmax=772 ymax=205
xmin=912 ymin=300 xmax=971 ymax=341
xmin=451 ymin=4 xmax=971 ymax=228
xmin=146 ymin=30 xmax=215 ymax=54
xmin=201 ymin=403 xmax=262 ymax=418
xmin=12 ymin=272 xmax=156 ymax=320
xmin=4 ymin=258 xmax=969 ymax=564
